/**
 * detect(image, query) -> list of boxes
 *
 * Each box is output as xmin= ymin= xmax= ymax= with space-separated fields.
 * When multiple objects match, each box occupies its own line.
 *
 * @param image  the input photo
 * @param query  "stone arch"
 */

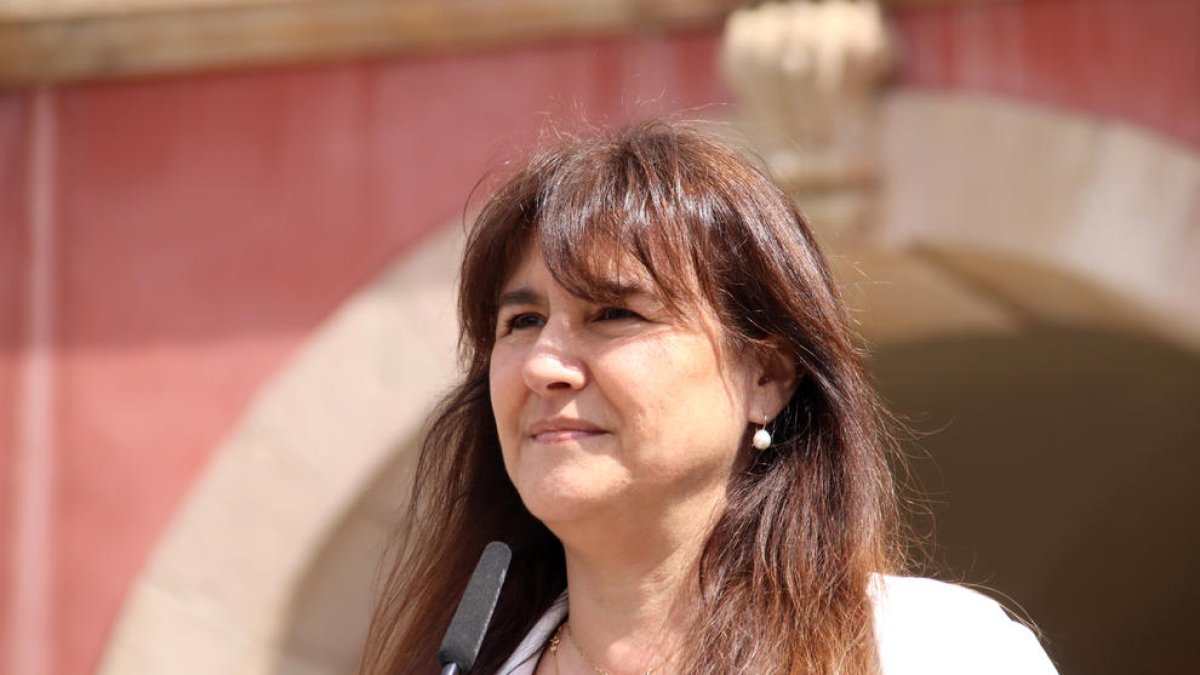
xmin=831 ymin=88 xmax=1200 ymax=674
xmin=838 ymin=91 xmax=1200 ymax=668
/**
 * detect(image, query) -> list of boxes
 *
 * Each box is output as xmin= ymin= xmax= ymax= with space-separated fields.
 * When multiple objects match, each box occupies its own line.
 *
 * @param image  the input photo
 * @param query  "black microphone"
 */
xmin=437 ymin=541 xmax=512 ymax=674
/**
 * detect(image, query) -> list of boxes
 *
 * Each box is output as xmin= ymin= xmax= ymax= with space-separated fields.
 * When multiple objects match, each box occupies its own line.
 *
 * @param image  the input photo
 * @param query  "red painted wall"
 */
xmin=890 ymin=0 xmax=1200 ymax=148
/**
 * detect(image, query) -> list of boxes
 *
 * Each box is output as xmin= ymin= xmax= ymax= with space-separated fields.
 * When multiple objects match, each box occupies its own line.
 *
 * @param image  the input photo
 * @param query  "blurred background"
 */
xmin=1 ymin=0 xmax=1197 ymax=674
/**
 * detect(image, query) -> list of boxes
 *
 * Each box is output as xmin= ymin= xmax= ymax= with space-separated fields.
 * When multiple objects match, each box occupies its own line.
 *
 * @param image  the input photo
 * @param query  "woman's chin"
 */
xmin=514 ymin=464 xmax=626 ymax=526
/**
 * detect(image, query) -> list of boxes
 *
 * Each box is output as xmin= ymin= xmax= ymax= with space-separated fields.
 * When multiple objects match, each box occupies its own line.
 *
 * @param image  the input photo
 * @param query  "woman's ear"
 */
xmin=751 ymin=345 xmax=800 ymax=422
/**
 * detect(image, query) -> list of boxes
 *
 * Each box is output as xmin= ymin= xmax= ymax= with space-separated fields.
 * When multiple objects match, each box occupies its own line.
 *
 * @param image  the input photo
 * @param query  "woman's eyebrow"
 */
xmin=592 ymin=279 xmax=651 ymax=299
xmin=496 ymin=282 xmax=652 ymax=311
xmin=496 ymin=287 xmax=542 ymax=310
xmin=609 ymin=282 xmax=646 ymax=298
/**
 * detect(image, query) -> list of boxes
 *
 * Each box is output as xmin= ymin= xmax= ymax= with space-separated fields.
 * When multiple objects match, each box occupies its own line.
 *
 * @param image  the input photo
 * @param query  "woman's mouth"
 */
xmin=531 ymin=429 xmax=605 ymax=444
xmin=527 ymin=418 xmax=606 ymax=444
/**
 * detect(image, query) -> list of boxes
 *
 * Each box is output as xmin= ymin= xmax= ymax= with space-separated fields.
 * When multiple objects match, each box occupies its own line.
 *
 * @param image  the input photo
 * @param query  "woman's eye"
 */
xmin=503 ymin=312 xmax=544 ymax=332
xmin=595 ymin=306 xmax=642 ymax=322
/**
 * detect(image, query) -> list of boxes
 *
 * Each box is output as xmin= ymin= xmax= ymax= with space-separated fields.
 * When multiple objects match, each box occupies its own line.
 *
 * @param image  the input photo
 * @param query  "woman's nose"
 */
xmin=521 ymin=324 xmax=587 ymax=394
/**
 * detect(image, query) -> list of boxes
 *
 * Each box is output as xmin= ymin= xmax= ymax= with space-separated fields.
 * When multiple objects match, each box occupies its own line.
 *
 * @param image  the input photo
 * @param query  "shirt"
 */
xmin=496 ymin=575 xmax=1059 ymax=674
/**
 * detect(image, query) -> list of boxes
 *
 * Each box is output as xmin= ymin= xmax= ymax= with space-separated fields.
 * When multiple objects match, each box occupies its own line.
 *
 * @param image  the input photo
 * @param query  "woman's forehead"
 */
xmin=499 ymin=243 xmax=657 ymax=296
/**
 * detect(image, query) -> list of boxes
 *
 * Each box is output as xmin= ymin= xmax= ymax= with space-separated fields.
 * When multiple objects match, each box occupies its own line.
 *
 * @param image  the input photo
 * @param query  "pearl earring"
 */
xmin=752 ymin=415 xmax=772 ymax=451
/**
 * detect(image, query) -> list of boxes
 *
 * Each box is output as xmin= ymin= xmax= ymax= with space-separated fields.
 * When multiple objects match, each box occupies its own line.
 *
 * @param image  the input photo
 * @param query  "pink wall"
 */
xmin=2 ymin=30 xmax=727 ymax=675
xmin=890 ymin=0 xmax=1200 ymax=148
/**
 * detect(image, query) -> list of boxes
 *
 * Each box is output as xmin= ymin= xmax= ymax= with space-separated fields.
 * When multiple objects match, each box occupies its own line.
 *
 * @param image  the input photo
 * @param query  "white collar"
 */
xmin=497 ymin=592 xmax=569 ymax=675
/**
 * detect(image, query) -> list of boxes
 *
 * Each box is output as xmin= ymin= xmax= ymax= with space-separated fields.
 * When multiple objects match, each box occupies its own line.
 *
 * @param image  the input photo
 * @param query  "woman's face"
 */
xmin=489 ymin=247 xmax=768 ymax=529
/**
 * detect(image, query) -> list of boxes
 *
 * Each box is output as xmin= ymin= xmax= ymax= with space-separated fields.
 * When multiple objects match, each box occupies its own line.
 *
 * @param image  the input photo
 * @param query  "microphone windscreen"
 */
xmin=437 ymin=541 xmax=512 ymax=672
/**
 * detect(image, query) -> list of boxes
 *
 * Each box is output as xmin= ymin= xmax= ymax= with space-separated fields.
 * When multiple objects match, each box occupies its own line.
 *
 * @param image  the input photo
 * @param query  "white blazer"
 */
xmin=497 ymin=575 xmax=1058 ymax=674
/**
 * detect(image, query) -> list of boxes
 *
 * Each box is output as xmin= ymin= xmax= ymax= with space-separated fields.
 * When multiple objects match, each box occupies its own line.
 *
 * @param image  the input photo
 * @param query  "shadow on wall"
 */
xmin=875 ymin=325 xmax=1200 ymax=675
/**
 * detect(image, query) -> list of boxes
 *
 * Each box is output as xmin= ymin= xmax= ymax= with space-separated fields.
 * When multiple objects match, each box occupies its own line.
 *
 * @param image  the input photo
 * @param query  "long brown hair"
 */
xmin=359 ymin=121 xmax=904 ymax=674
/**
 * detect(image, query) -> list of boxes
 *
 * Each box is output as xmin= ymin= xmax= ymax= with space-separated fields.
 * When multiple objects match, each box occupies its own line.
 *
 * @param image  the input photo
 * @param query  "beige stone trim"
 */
xmin=9 ymin=88 xmax=58 ymax=675
xmin=96 ymin=225 xmax=464 ymax=675
xmin=0 ymin=0 xmax=1018 ymax=86
xmin=871 ymin=91 xmax=1200 ymax=350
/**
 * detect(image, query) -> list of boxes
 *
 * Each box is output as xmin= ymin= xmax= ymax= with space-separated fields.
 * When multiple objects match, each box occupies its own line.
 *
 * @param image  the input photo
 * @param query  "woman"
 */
xmin=359 ymin=121 xmax=1057 ymax=674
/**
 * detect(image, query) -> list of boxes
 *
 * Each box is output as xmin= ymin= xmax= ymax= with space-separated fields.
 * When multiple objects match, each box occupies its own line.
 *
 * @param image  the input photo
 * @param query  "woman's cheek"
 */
xmin=488 ymin=350 xmax=524 ymax=449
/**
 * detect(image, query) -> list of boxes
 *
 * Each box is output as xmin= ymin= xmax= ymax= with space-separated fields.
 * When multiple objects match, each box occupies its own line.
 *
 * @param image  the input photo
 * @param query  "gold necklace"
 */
xmin=548 ymin=622 xmax=664 ymax=675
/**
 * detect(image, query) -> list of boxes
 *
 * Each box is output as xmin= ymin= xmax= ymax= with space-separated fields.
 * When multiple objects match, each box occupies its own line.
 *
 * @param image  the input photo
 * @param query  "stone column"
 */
xmin=722 ymin=0 xmax=892 ymax=246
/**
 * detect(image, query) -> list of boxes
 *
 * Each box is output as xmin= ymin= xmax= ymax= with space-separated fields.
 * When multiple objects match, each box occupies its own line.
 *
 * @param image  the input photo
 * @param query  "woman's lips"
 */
xmin=527 ymin=418 xmax=606 ymax=444
xmin=530 ymin=429 xmax=606 ymax=444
